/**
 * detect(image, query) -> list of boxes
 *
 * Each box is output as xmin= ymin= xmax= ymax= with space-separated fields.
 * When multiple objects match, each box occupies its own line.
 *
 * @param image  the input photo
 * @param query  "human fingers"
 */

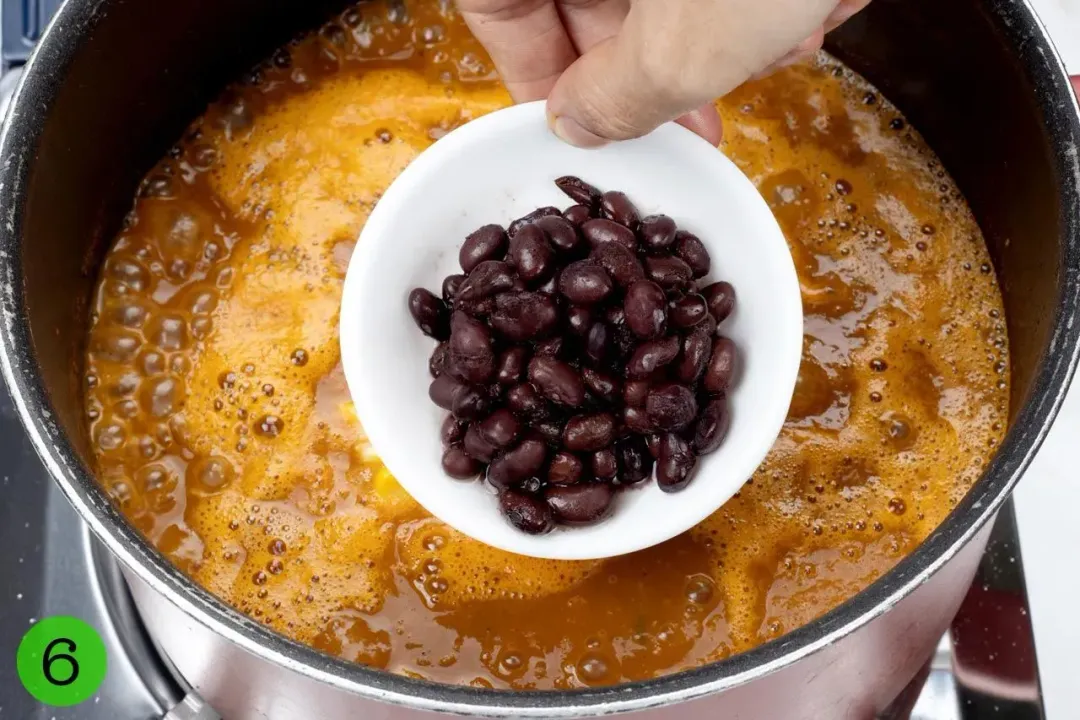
xmin=547 ymin=0 xmax=839 ymax=146
xmin=556 ymin=0 xmax=630 ymax=53
xmin=675 ymin=104 xmax=724 ymax=147
xmin=457 ymin=0 xmax=578 ymax=101
xmin=750 ymin=27 xmax=825 ymax=81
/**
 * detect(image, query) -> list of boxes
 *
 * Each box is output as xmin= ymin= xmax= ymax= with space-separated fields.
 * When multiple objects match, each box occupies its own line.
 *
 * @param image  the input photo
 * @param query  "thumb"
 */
xmin=546 ymin=36 xmax=709 ymax=148
xmin=546 ymin=0 xmax=842 ymax=147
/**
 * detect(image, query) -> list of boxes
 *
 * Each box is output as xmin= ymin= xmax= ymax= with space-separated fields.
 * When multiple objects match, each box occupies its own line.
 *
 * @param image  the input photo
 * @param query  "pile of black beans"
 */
xmin=407 ymin=177 xmax=738 ymax=535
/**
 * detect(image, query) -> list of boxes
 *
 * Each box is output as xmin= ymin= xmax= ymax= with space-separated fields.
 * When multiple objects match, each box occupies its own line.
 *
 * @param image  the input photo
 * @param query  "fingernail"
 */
xmin=549 ymin=114 xmax=608 ymax=149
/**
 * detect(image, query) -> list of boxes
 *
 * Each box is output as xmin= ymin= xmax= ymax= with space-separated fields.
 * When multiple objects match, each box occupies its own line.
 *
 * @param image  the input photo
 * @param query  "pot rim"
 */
xmin=1 ymin=0 xmax=1078 ymax=716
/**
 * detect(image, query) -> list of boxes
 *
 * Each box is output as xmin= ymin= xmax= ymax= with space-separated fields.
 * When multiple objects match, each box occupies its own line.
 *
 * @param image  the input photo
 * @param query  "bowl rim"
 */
xmin=0 ymin=0 xmax=1078 ymax=716
xmin=339 ymin=100 xmax=804 ymax=562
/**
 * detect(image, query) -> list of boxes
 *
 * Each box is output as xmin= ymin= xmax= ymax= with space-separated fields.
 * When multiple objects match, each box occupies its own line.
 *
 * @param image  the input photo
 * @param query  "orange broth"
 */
xmin=84 ymin=0 xmax=1009 ymax=689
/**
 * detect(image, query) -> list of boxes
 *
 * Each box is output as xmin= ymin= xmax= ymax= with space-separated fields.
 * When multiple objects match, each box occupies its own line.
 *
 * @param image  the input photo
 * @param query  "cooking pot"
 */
xmin=0 ymin=0 xmax=1077 ymax=718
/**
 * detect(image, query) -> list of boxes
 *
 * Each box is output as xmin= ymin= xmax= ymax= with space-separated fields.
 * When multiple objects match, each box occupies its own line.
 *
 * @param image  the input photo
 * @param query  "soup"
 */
xmin=84 ymin=0 xmax=1009 ymax=690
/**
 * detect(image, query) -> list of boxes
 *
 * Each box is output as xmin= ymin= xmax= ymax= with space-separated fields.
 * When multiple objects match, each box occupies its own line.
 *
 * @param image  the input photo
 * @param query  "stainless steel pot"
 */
xmin=0 ymin=1 xmax=1077 ymax=718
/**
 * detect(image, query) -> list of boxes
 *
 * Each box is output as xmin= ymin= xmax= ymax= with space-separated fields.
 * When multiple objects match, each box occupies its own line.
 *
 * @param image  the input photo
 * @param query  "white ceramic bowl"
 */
xmin=340 ymin=101 xmax=802 ymax=560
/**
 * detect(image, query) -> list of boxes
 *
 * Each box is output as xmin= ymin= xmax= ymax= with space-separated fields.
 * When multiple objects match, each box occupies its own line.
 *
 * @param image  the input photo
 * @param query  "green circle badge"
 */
xmin=17 ymin=616 xmax=107 ymax=707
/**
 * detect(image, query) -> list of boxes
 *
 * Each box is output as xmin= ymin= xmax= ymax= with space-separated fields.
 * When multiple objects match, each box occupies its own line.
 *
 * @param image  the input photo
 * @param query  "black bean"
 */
xmin=534 ymin=335 xmax=568 ymax=359
xmin=696 ymin=312 xmax=718 ymax=338
xmin=582 ymin=367 xmax=621 ymax=404
xmin=590 ymin=243 xmax=645 ymax=288
xmin=692 ymin=395 xmax=730 ymax=455
xmin=528 ymin=356 xmax=586 ymax=407
xmin=567 ymin=306 xmax=593 ymax=337
xmin=449 ymin=311 xmax=495 ymax=383
xmin=559 ymin=261 xmax=613 ymax=305
xmin=487 ymin=382 xmax=507 ymax=401
xmin=442 ymin=274 xmax=465 ymax=304
xmin=623 ymin=406 xmax=654 ymax=434
xmin=656 ymin=433 xmax=697 ymax=492
xmin=454 ymin=295 xmax=496 ymax=318
xmin=645 ymin=382 xmax=698 ymax=431
xmin=675 ymin=331 xmax=713 ymax=385
xmin=463 ymin=424 xmax=497 ymax=462
xmin=638 ymin=214 xmax=678 ymax=253
xmin=670 ymin=294 xmax=709 ymax=328
xmin=627 ymin=335 xmax=681 ymax=379
xmin=645 ymin=433 xmax=662 ymax=460
xmin=520 ymin=477 xmax=544 ymax=495
xmin=600 ymin=191 xmax=640 ymax=229
xmin=508 ymin=224 xmax=556 ymax=286
xmin=644 ymin=256 xmax=693 ymax=288
xmin=534 ymin=215 xmax=581 ymax=255
xmin=429 ymin=375 xmax=466 ymax=410
xmin=478 ymin=408 xmax=521 ymax=449
xmin=563 ymin=204 xmax=592 ymax=227
xmin=442 ymin=445 xmax=483 ymax=479
xmin=581 ymin=218 xmax=637 ymax=253
xmin=536 ymin=268 xmax=561 ymax=296
xmin=459 ymin=224 xmax=508 ymax=273
xmin=452 ymin=386 xmax=490 ymax=421
xmin=702 ymin=281 xmax=736 ymax=323
xmin=509 ymin=206 xmax=561 ymax=237
xmin=555 ymin=175 xmax=602 ymax=206
xmin=407 ymin=288 xmax=450 ymax=340
xmin=489 ymin=291 xmax=560 ymax=341
xmin=534 ymin=417 xmax=566 ymax=446
xmin=674 ymin=230 xmax=710 ymax=278
xmin=441 ymin=415 xmax=467 ymax=445
xmin=509 ymin=433 xmax=548 ymax=472
xmin=416 ymin=188 xmax=740 ymax=531
xmin=545 ymin=483 xmax=614 ymax=524
xmin=457 ymin=260 xmax=516 ymax=302
xmin=429 ymin=342 xmax=450 ymax=378
xmin=604 ymin=305 xmax=626 ymax=327
xmin=704 ymin=336 xmax=738 ymax=393
xmin=584 ymin=322 xmax=610 ymax=365
xmin=548 ymin=452 xmax=584 ymax=485
xmin=495 ymin=346 xmax=529 ymax=385
xmin=506 ymin=383 xmax=549 ymax=420
xmin=623 ymin=379 xmax=650 ymax=407
xmin=500 ymin=490 xmax=555 ymax=534
xmin=624 ymin=280 xmax=668 ymax=339
xmin=590 ymin=448 xmax=619 ymax=480
xmin=488 ymin=436 xmax=547 ymax=488
xmin=616 ymin=436 xmax=653 ymax=484
xmin=564 ymin=413 xmax=617 ymax=452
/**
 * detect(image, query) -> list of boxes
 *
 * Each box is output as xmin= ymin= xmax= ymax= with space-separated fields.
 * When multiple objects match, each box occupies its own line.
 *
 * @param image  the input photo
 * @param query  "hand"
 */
xmin=457 ymin=0 xmax=871 ymax=147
